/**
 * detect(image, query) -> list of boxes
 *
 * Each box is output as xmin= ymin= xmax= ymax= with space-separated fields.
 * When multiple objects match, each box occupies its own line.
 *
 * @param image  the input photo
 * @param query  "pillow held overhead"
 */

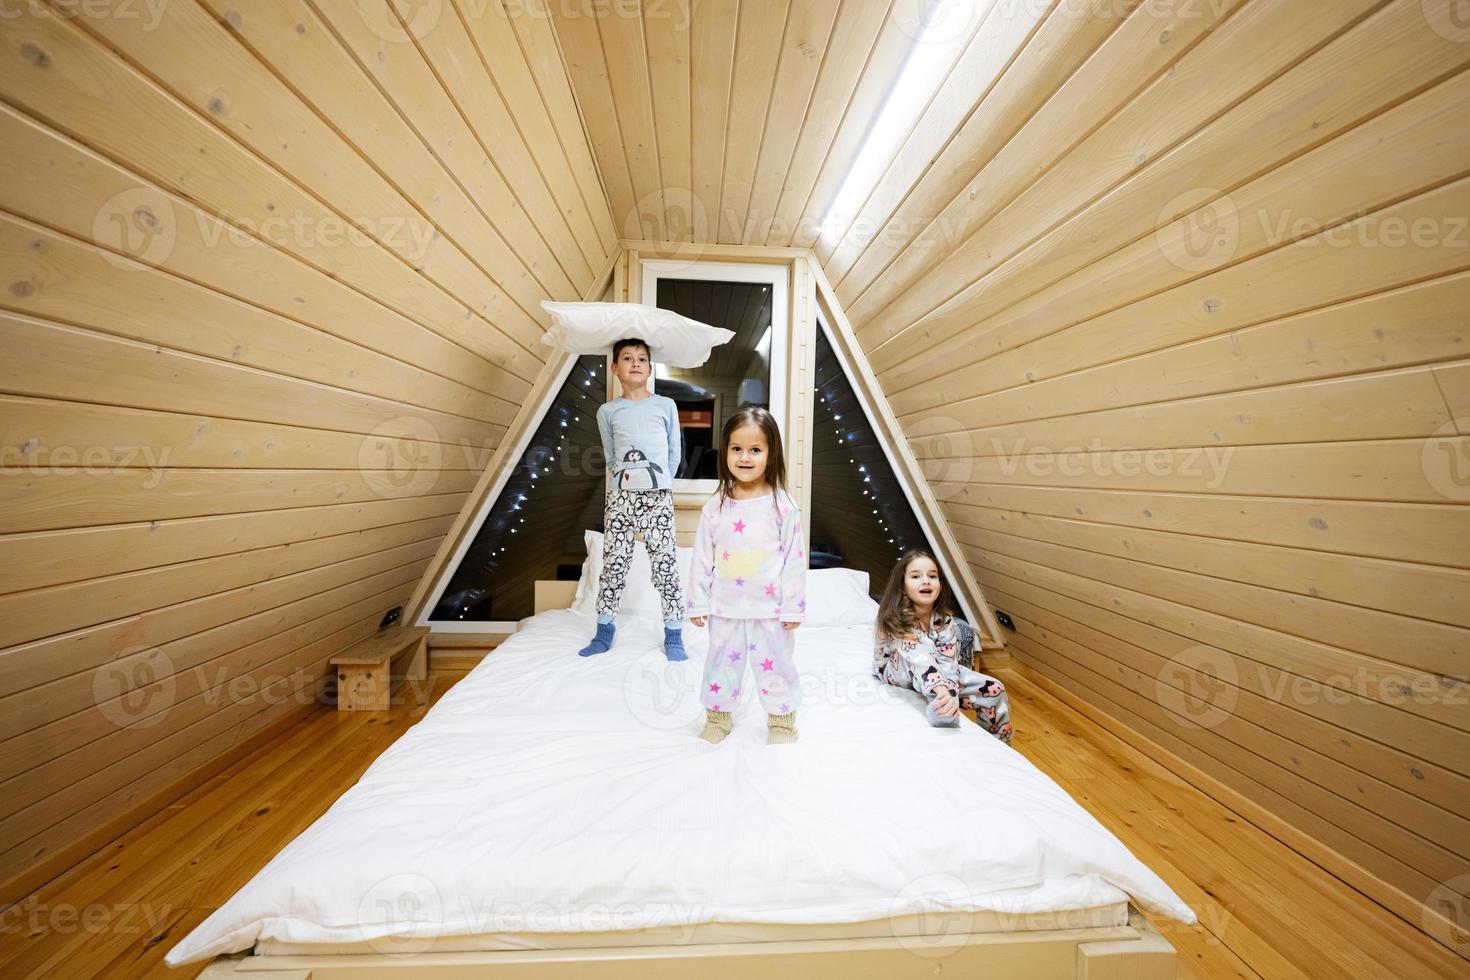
xmin=539 ymin=301 xmax=735 ymax=369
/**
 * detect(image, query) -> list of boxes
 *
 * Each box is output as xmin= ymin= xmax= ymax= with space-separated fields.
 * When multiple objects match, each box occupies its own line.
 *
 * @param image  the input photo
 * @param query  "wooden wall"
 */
xmin=826 ymin=0 xmax=1470 ymax=945
xmin=0 ymin=0 xmax=614 ymax=903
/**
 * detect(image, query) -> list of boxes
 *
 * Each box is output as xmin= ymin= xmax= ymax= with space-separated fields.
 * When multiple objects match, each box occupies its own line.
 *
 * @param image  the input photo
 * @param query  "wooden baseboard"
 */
xmin=428 ymin=633 xmax=510 ymax=649
xmin=1003 ymin=660 xmax=1468 ymax=963
xmin=427 ymin=631 xmax=506 ymax=672
xmin=0 ymin=700 xmax=319 ymax=909
xmin=428 ymin=652 xmax=491 ymax=671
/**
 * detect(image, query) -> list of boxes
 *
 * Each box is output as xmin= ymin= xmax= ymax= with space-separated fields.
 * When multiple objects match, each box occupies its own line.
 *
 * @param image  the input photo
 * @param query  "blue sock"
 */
xmin=663 ymin=626 xmax=687 ymax=662
xmin=579 ymin=621 xmax=615 ymax=657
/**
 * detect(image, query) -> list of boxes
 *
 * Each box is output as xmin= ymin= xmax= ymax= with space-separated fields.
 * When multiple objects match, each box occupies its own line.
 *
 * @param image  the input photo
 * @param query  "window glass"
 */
xmin=652 ymin=278 xmax=773 ymax=480
xmin=430 ymin=355 xmax=607 ymax=622
xmin=808 ymin=328 xmax=933 ymax=594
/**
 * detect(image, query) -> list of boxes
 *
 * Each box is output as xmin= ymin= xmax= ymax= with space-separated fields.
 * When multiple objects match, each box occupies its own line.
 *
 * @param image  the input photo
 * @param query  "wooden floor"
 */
xmin=0 ymin=665 xmax=1463 ymax=979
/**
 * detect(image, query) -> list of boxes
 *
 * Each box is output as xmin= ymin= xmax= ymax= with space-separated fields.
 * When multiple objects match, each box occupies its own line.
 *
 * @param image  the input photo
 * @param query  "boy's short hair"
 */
xmin=612 ymin=337 xmax=651 ymax=360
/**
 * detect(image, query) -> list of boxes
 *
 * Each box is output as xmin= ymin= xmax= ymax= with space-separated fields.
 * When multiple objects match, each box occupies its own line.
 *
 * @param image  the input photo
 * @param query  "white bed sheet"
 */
xmin=166 ymin=611 xmax=1194 ymax=965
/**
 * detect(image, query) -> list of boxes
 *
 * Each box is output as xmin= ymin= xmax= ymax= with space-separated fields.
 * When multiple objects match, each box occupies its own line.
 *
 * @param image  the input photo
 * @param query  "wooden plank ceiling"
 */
xmin=551 ymin=0 xmax=920 ymax=247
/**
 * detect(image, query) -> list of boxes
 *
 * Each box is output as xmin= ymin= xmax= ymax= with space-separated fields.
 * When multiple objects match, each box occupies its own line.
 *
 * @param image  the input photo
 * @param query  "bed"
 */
xmin=169 ymin=569 xmax=1194 ymax=978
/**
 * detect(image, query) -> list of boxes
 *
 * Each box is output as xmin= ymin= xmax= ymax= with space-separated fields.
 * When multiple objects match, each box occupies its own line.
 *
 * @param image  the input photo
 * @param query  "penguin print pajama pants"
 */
xmin=700 ymin=617 xmax=798 ymax=715
xmin=596 ymin=488 xmax=682 ymax=622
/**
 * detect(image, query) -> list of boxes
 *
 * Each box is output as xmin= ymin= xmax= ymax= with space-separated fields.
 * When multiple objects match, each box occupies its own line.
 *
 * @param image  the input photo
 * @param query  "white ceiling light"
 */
xmin=819 ymin=0 xmax=991 ymax=248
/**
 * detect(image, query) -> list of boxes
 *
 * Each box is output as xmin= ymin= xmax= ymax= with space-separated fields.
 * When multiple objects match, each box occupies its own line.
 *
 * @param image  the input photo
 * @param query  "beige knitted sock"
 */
xmin=767 ymin=711 xmax=798 ymax=744
xmin=698 ymin=709 xmax=732 ymax=744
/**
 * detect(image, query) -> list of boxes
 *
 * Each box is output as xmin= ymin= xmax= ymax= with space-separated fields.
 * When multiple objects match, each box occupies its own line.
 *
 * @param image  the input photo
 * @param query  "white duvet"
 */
xmin=166 ymin=610 xmax=1194 ymax=965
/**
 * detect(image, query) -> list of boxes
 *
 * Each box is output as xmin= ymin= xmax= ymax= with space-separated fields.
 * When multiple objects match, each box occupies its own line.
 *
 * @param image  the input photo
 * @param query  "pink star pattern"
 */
xmin=764 ymin=584 xmax=777 ymax=598
xmin=761 ymin=688 xmax=769 ymax=696
xmin=761 ymin=658 xmax=774 ymax=672
xmin=722 ymin=550 xmax=730 ymax=561
xmin=709 ymin=682 xmax=721 ymax=693
xmin=732 ymin=519 xmax=746 ymax=534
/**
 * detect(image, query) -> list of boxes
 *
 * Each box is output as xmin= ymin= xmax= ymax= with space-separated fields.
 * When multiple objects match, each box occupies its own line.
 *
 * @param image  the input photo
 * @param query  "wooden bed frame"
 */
xmin=194 ymin=909 xmax=1175 ymax=978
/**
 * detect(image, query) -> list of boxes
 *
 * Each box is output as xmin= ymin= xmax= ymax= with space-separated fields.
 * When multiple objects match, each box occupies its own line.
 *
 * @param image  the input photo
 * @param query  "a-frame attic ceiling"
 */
xmin=4 ymin=0 xmax=1469 ymax=955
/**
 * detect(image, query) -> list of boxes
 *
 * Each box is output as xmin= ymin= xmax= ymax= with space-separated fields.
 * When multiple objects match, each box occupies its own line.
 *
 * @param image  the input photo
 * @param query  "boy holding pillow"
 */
xmin=579 ymin=338 xmax=687 ymax=661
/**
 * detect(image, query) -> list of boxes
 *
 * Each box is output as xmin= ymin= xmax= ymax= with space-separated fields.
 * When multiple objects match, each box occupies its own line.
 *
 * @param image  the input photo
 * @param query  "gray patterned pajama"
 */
xmin=595 ymin=487 xmax=683 ymax=625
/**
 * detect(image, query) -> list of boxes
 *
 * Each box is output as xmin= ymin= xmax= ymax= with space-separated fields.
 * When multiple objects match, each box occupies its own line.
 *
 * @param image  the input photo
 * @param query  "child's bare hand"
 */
xmin=781 ymin=621 xmax=800 ymax=631
xmin=932 ymin=689 xmax=960 ymax=717
xmin=690 ymin=616 xmax=706 ymax=627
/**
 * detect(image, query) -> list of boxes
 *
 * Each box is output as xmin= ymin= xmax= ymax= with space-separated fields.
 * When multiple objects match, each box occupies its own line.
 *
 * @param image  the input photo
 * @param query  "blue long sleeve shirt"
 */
xmin=596 ymin=395 xmax=682 ymax=491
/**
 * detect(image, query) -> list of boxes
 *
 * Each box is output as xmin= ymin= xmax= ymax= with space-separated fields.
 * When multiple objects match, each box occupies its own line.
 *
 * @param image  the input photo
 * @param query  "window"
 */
xmin=641 ymin=260 xmax=788 ymax=486
xmin=808 ymin=322 xmax=934 ymax=596
xmin=427 ymin=355 xmax=608 ymax=624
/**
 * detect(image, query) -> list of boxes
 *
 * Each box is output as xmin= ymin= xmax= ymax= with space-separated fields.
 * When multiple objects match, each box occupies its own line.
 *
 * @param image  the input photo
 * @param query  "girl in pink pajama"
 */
xmin=686 ymin=407 xmax=806 ymax=745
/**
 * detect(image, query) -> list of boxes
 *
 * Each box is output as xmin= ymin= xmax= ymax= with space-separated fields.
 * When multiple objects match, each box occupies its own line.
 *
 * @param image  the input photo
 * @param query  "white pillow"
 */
xmin=572 ymin=530 xmax=694 ymax=618
xmin=539 ymin=301 xmax=735 ymax=369
xmin=803 ymin=568 xmax=879 ymax=627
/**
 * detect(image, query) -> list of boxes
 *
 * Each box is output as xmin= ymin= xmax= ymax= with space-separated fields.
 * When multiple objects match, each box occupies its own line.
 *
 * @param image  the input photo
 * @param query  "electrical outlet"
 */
xmin=994 ymin=609 xmax=1015 ymax=631
xmin=379 ymin=606 xmax=402 ymax=629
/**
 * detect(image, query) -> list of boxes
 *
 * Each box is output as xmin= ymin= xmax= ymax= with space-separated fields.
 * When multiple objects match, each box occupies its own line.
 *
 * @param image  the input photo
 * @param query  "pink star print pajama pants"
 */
xmin=699 ymin=617 xmax=798 ymax=716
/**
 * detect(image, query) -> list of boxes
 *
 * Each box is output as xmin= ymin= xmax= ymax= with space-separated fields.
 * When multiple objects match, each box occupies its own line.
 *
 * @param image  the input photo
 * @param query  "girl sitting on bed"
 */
xmin=686 ymin=406 xmax=807 ymax=745
xmin=873 ymin=550 xmax=1013 ymax=743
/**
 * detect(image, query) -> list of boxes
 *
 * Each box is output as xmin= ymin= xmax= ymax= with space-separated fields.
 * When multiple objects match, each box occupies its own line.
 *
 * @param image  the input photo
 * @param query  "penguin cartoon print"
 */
xmin=617 ymin=448 xmax=663 ymax=490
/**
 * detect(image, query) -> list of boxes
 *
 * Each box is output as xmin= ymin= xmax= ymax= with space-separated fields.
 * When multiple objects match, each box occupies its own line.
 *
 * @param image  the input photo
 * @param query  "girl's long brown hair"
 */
xmin=715 ymin=406 xmax=788 ymax=504
xmin=877 ymin=549 xmax=954 ymax=638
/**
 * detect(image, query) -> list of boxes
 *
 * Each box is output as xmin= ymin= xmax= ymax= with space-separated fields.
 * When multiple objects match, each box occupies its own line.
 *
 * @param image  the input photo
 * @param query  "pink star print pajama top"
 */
xmin=686 ymin=490 xmax=807 ymax=716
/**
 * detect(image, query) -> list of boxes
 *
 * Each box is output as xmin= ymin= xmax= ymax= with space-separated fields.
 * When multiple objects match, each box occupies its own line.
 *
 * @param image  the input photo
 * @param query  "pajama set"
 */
xmin=594 ymin=395 xmax=684 ymax=626
xmin=687 ymin=490 xmax=807 ymax=715
xmin=874 ymin=614 xmax=1013 ymax=743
